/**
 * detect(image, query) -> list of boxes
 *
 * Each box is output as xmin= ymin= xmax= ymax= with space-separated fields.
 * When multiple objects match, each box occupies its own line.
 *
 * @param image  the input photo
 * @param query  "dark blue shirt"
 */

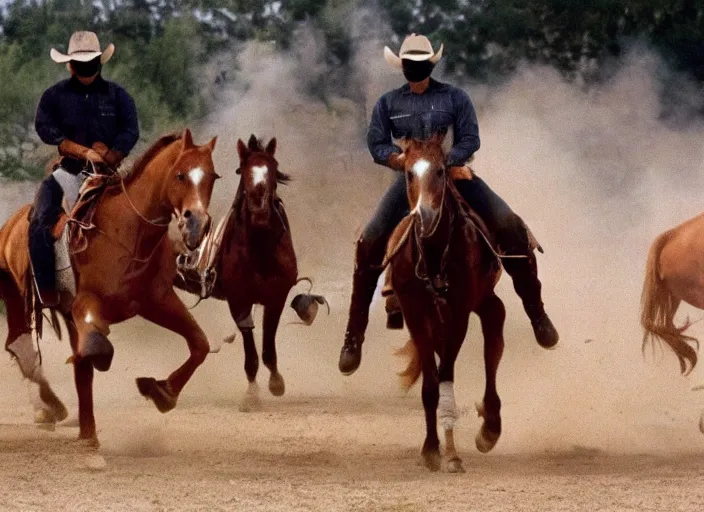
xmin=367 ymin=78 xmax=480 ymax=168
xmin=35 ymin=76 xmax=139 ymax=156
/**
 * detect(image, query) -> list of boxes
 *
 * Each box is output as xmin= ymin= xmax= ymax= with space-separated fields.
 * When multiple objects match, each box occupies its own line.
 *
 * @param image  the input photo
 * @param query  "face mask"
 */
xmin=402 ymin=59 xmax=434 ymax=83
xmin=71 ymin=58 xmax=101 ymax=78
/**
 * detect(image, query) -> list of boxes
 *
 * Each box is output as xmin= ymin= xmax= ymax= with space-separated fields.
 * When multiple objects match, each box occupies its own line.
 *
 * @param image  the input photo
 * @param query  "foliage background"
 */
xmin=0 ymin=0 xmax=703 ymax=180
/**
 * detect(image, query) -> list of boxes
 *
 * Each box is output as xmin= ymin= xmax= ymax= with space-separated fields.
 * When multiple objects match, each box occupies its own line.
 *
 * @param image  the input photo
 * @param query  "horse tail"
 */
xmin=641 ymin=230 xmax=699 ymax=375
xmin=394 ymin=338 xmax=421 ymax=391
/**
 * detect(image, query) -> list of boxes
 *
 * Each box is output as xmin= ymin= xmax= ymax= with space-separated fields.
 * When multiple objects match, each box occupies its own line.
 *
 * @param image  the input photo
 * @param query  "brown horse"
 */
xmin=641 ymin=213 xmax=704 ymax=375
xmin=0 ymin=129 xmax=219 ymax=447
xmin=385 ymin=134 xmax=505 ymax=472
xmin=175 ymin=135 xmax=300 ymax=409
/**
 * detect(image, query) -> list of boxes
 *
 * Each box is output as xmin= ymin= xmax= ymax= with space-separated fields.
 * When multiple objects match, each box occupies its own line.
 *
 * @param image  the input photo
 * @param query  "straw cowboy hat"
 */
xmin=50 ymin=31 xmax=115 ymax=64
xmin=383 ymin=33 xmax=444 ymax=68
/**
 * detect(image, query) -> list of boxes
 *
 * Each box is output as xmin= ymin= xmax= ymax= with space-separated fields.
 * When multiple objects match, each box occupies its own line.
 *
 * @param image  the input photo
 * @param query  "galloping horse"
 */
xmin=0 ymin=129 xmax=219 ymax=446
xmin=385 ymin=134 xmax=505 ymax=472
xmin=641 ymin=213 xmax=704 ymax=375
xmin=175 ymin=135 xmax=302 ymax=408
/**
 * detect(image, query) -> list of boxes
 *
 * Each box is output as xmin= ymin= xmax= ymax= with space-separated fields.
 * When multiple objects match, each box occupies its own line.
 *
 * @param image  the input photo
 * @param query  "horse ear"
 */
xmin=182 ymin=128 xmax=195 ymax=149
xmin=237 ymin=139 xmax=249 ymax=161
xmin=265 ymin=138 xmax=277 ymax=155
xmin=204 ymin=136 xmax=217 ymax=152
xmin=398 ymin=138 xmax=410 ymax=152
xmin=247 ymin=134 xmax=259 ymax=151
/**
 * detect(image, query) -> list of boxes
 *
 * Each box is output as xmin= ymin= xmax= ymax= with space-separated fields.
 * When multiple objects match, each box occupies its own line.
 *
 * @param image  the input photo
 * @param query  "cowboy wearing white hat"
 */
xmin=338 ymin=33 xmax=559 ymax=375
xmin=29 ymin=30 xmax=139 ymax=307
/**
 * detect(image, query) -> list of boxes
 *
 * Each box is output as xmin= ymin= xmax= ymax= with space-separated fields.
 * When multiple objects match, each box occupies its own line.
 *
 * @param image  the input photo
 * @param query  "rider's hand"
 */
xmin=449 ymin=165 xmax=473 ymax=180
xmin=103 ymin=149 xmax=125 ymax=168
xmin=387 ymin=153 xmax=405 ymax=171
xmin=84 ymin=149 xmax=107 ymax=165
xmin=59 ymin=139 xmax=106 ymax=165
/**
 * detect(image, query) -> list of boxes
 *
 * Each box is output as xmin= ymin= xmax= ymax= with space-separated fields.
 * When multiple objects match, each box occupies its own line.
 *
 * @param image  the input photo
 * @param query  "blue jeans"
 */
xmin=28 ymin=175 xmax=64 ymax=291
xmin=363 ymin=173 xmax=526 ymax=256
xmin=346 ymin=172 xmax=543 ymax=338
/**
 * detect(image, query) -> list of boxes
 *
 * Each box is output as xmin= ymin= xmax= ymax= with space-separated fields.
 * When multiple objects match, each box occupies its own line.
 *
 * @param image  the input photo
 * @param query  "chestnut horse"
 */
xmin=385 ymin=134 xmax=505 ymax=472
xmin=641 ymin=213 xmax=704 ymax=375
xmin=0 ymin=129 xmax=219 ymax=447
xmin=175 ymin=135 xmax=299 ymax=409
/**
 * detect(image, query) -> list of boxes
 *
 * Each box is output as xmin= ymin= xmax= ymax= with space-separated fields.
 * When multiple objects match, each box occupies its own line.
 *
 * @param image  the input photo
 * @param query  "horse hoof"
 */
xmin=422 ymin=450 xmax=442 ymax=472
xmin=269 ymin=373 xmax=285 ymax=397
xmin=475 ymin=425 xmax=501 ymax=453
xmin=136 ymin=377 xmax=177 ymax=413
xmin=34 ymin=409 xmax=57 ymax=427
xmin=83 ymin=331 xmax=114 ymax=372
xmin=446 ymin=457 xmax=465 ymax=474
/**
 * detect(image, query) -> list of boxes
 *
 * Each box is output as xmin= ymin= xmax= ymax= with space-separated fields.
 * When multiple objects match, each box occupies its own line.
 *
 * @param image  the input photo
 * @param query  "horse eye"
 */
xmin=406 ymin=171 xmax=413 ymax=181
xmin=436 ymin=168 xmax=443 ymax=177
xmin=176 ymin=173 xmax=186 ymax=182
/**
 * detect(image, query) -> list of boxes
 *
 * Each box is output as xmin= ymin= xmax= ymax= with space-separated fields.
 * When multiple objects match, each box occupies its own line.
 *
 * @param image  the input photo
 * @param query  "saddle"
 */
xmin=381 ymin=175 xmax=542 ymax=302
xmin=41 ymin=164 xmax=118 ymax=300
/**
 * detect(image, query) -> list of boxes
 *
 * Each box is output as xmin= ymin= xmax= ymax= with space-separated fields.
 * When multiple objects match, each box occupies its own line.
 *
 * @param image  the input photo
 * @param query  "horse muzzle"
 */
xmin=177 ymin=210 xmax=212 ymax=251
xmin=416 ymin=205 xmax=439 ymax=238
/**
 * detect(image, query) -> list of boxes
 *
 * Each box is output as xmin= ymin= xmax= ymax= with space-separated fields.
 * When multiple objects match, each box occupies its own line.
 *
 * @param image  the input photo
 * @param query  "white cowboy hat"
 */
xmin=384 ymin=33 xmax=444 ymax=68
xmin=50 ymin=31 xmax=115 ymax=64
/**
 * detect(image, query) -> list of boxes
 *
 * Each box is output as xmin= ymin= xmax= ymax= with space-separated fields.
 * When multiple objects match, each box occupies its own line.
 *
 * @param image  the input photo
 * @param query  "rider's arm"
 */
xmin=34 ymin=86 xmax=66 ymax=147
xmin=367 ymin=94 xmax=402 ymax=168
xmin=446 ymin=88 xmax=480 ymax=167
xmin=111 ymin=86 xmax=139 ymax=158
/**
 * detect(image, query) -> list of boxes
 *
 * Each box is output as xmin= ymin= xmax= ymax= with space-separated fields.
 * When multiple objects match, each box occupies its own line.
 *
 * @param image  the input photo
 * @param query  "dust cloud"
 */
xmin=2 ymin=29 xmax=704 ymax=460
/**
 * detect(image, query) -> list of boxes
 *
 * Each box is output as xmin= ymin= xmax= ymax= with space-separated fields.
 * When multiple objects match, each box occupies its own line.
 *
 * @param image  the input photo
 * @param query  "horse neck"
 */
xmin=122 ymin=142 xmax=180 ymax=223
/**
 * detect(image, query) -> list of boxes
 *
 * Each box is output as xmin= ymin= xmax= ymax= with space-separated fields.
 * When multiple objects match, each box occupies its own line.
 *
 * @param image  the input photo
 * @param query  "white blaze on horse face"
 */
xmin=252 ymin=165 xmax=268 ymax=186
xmin=411 ymin=159 xmax=431 ymax=214
xmin=412 ymin=159 xmax=431 ymax=179
xmin=188 ymin=167 xmax=206 ymax=210
xmin=188 ymin=167 xmax=204 ymax=186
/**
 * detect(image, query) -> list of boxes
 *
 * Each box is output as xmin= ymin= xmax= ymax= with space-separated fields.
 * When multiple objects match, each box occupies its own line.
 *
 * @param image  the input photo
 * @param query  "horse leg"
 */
xmin=262 ymin=295 xmax=286 ymax=397
xmin=232 ymin=304 xmax=261 ymax=412
xmin=474 ymin=294 xmax=506 ymax=453
xmin=1 ymin=272 xmax=67 ymax=424
xmin=420 ymin=351 xmax=442 ymax=471
xmin=135 ymin=289 xmax=209 ymax=413
xmin=61 ymin=314 xmax=96 ymax=443
xmin=71 ymin=293 xmax=114 ymax=372
xmin=437 ymin=334 xmax=467 ymax=474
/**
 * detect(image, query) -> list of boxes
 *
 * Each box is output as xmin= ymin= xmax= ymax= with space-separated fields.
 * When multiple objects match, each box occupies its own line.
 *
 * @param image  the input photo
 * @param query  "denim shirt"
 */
xmin=35 ymin=76 xmax=139 ymax=156
xmin=367 ymin=78 xmax=480 ymax=168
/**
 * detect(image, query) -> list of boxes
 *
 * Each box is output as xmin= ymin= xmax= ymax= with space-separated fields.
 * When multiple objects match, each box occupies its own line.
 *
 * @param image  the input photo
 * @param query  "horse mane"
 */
xmin=121 ymin=131 xmax=183 ymax=184
xmin=247 ymin=136 xmax=292 ymax=185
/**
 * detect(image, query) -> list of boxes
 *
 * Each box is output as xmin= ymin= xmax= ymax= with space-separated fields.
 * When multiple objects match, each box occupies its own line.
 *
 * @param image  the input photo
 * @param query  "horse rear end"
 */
xmin=387 ymin=136 xmax=505 ymax=472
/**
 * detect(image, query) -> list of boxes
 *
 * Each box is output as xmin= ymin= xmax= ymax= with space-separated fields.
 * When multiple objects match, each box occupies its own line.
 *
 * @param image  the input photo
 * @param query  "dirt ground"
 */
xmin=3 ymin=45 xmax=704 ymax=511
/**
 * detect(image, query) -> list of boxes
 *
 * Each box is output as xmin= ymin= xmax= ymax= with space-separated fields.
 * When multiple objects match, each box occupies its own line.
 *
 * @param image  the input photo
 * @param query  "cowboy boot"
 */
xmin=502 ymin=255 xmax=559 ymax=349
xmin=339 ymin=265 xmax=382 ymax=375
xmin=381 ymin=269 xmax=403 ymax=330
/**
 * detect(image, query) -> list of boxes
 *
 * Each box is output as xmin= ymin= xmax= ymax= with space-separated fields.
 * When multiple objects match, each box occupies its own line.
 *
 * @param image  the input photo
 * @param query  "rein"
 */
xmin=70 ymin=163 xmax=172 ymax=271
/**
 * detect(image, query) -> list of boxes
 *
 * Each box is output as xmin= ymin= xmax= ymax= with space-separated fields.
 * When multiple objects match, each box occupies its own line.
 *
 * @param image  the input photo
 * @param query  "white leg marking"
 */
xmin=438 ymin=381 xmax=458 ymax=430
xmin=8 ymin=334 xmax=45 ymax=383
xmin=251 ymin=165 xmax=268 ymax=186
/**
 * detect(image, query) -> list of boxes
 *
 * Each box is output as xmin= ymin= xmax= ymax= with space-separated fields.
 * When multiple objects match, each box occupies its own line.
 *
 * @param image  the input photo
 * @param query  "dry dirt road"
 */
xmin=1 ymin=296 xmax=704 ymax=512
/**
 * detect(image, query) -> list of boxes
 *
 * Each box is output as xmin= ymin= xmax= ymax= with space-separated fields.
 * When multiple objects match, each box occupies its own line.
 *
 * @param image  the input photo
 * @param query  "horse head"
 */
xmin=236 ymin=134 xmax=290 ymax=229
xmin=398 ymin=133 xmax=448 ymax=237
xmin=164 ymin=129 xmax=219 ymax=250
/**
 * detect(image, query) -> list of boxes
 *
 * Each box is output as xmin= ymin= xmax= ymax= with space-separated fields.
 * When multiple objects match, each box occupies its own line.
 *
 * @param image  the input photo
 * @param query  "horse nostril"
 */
xmin=183 ymin=210 xmax=192 ymax=219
